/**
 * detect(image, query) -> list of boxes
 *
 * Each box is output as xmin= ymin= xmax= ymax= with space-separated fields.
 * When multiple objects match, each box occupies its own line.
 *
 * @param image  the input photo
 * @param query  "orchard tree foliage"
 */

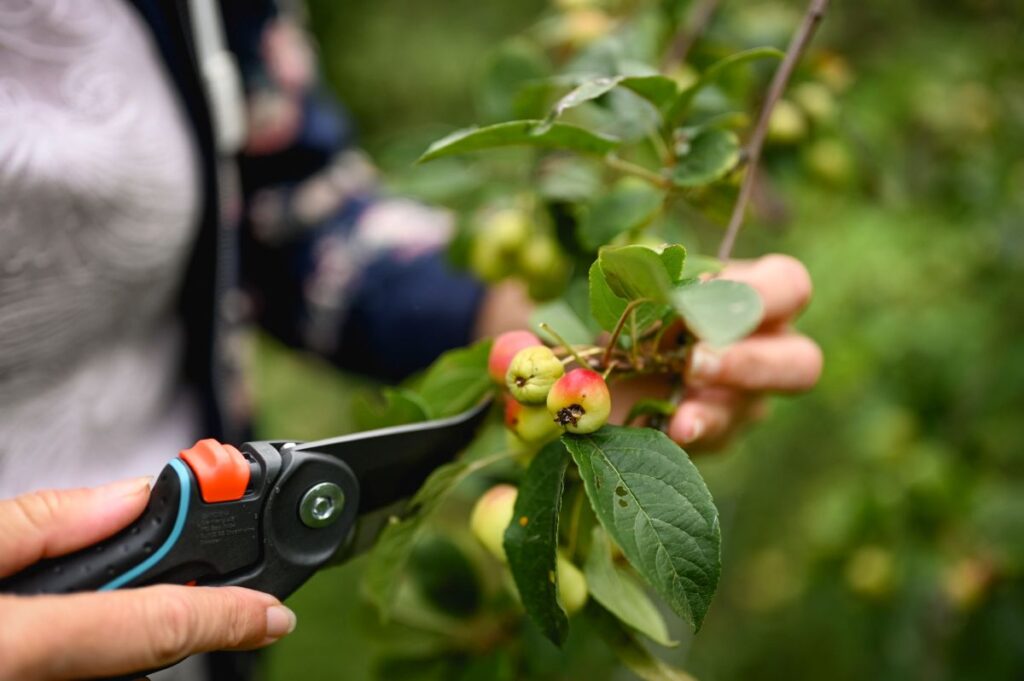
xmin=357 ymin=0 xmax=830 ymax=677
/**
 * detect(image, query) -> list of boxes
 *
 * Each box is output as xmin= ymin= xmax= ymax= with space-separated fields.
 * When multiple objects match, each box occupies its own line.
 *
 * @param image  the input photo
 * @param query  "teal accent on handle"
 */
xmin=99 ymin=459 xmax=191 ymax=591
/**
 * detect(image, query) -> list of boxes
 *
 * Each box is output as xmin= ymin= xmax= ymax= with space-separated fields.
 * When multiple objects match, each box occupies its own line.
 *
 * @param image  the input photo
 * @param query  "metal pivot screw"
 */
xmin=299 ymin=482 xmax=345 ymax=528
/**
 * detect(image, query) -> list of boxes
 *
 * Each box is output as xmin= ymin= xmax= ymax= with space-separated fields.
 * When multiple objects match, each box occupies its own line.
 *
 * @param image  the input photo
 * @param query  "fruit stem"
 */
xmin=604 ymin=154 xmax=670 ymax=189
xmin=629 ymin=309 xmax=641 ymax=368
xmin=648 ymin=130 xmax=673 ymax=166
xmin=538 ymin=323 xmax=591 ymax=368
xmin=602 ymin=298 xmax=649 ymax=369
xmin=559 ymin=347 xmax=603 ymax=366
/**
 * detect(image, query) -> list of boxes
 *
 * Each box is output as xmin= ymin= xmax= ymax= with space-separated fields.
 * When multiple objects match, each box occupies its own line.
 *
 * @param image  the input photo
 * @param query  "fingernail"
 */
xmin=688 ymin=345 xmax=722 ymax=384
xmin=266 ymin=605 xmax=297 ymax=639
xmin=682 ymin=417 xmax=705 ymax=444
xmin=102 ymin=476 xmax=153 ymax=499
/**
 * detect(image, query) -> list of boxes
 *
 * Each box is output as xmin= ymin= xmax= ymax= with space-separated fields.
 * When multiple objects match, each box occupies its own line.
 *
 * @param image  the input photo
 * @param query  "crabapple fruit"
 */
xmin=767 ymin=98 xmax=808 ymax=144
xmin=505 ymin=396 xmax=561 ymax=444
xmin=557 ymin=552 xmax=589 ymax=615
xmin=489 ymin=330 xmax=542 ymax=384
xmin=470 ymin=484 xmax=518 ymax=561
xmin=470 ymin=208 xmax=531 ymax=283
xmin=506 ymin=346 xmax=564 ymax=405
xmin=546 ymin=368 xmax=611 ymax=434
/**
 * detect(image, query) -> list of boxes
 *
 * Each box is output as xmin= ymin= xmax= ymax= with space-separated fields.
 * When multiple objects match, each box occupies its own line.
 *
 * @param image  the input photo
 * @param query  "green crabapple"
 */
xmin=470 ymin=484 xmax=518 ymax=561
xmin=469 ymin=208 xmax=531 ymax=282
xmin=469 ymin=486 xmax=589 ymax=614
xmin=556 ymin=551 xmax=589 ymax=615
xmin=506 ymin=345 xmax=564 ymax=405
xmin=546 ymin=368 xmax=611 ymax=434
xmin=767 ymin=98 xmax=808 ymax=144
xmin=488 ymin=330 xmax=542 ymax=384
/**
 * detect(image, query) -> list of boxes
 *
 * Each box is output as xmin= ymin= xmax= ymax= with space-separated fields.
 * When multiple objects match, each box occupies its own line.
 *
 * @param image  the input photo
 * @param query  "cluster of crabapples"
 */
xmin=489 ymin=329 xmax=611 ymax=441
xmin=469 ymin=206 xmax=567 ymax=300
xmin=464 ymin=330 xmax=612 ymax=614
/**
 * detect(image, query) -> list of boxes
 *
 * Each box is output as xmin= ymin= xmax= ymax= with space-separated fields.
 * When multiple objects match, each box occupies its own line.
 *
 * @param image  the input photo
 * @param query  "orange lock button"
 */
xmin=179 ymin=439 xmax=251 ymax=503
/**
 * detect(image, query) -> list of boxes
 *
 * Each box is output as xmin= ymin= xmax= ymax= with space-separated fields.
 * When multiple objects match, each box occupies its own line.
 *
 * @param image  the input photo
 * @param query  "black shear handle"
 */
xmin=0 ymin=441 xmax=360 ymax=600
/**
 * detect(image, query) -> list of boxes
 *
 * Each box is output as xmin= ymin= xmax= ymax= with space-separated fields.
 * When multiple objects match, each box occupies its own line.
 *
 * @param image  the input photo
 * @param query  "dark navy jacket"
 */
xmin=130 ymin=0 xmax=485 ymax=444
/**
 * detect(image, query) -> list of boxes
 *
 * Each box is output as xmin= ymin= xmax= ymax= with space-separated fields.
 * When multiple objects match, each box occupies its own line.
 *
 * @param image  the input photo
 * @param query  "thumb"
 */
xmin=0 ymin=585 xmax=296 ymax=681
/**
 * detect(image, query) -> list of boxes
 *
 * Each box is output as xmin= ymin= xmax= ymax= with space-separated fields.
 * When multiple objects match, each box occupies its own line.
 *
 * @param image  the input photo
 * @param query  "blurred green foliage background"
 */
xmin=259 ymin=0 xmax=1024 ymax=678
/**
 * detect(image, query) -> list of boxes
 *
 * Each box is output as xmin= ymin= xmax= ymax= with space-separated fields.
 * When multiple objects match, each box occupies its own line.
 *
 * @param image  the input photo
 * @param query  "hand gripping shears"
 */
xmin=0 ymin=401 xmax=490 ymax=599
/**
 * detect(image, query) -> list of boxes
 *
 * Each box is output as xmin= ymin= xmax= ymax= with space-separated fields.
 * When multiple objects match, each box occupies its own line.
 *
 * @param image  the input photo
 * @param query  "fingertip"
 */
xmin=265 ymin=605 xmax=297 ymax=641
xmin=669 ymin=403 xmax=704 ymax=446
xmin=762 ymin=253 xmax=813 ymax=311
xmin=797 ymin=336 xmax=825 ymax=390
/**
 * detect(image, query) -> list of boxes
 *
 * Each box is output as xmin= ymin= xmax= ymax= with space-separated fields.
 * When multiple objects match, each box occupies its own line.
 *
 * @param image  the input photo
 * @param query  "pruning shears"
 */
xmin=0 ymin=401 xmax=491 ymax=599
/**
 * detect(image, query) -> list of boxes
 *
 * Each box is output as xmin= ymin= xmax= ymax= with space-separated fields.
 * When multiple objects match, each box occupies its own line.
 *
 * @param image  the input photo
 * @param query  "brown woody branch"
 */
xmin=661 ymin=0 xmax=721 ymax=71
xmin=717 ymin=0 xmax=831 ymax=261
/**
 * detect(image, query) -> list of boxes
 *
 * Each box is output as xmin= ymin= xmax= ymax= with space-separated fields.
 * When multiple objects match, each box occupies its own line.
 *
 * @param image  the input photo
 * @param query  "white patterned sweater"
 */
xmin=0 ymin=0 xmax=203 ymax=498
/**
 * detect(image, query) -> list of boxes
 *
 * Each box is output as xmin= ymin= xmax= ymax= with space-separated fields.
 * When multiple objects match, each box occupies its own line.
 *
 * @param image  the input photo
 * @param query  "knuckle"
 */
xmin=14 ymin=489 xmax=64 ymax=531
xmin=218 ymin=590 xmax=262 ymax=649
xmin=147 ymin=589 xmax=196 ymax=664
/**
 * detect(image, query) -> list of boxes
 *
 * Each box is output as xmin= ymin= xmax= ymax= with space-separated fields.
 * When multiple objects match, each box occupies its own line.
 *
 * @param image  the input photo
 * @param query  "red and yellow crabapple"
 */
xmin=488 ymin=330 xmax=542 ymax=384
xmin=546 ymin=368 xmax=611 ymax=434
xmin=504 ymin=395 xmax=561 ymax=444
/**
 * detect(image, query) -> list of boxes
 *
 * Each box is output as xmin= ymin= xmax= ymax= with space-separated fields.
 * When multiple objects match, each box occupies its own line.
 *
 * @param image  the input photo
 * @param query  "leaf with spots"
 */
xmin=503 ymin=440 xmax=573 ymax=646
xmin=564 ymin=426 xmax=721 ymax=631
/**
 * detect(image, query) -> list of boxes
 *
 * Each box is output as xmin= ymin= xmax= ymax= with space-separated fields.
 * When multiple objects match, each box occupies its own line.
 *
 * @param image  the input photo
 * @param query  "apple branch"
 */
xmin=661 ymin=0 xmax=721 ymax=72
xmin=717 ymin=0 xmax=831 ymax=261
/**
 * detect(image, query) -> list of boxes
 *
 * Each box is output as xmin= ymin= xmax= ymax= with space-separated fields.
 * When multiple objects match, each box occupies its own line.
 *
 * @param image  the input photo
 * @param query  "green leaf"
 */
xmin=658 ymin=244 xmax=687 ymax=283
xmin=667 ymin=46 xmax=785 ymax=125
xmin=588 ymin=262 xmax=667 ymax=335
xmin=363 ymin=449 xmax=512 ymax=618
xmin=415 ymin=341 xmax=492 ymax=418
xmin=619 ymin=75 xmax=680 ymax=112
xmin=680 ymin=253 xmax=723 ymax=278
xmin=544 ymin=76 xmax=623 ymax=129
xmin=537 ymin=157 xmax=603 ymax=202
xmin=673 ymin=279 xmax=764 ymax=346
xmin=589 ymin=261 xmax=629 ymax=332
xmin=671 ymin=128 xmax=741 ymax=188
xmin=541 ymin=74 xmax=678 ymax=133
xmin=530 ymin=299 xmax=595 ymax=346
xmin=577 ymin=180 xmax=665 ymax=251
xmin=477 ymin=39 xmax=551 ymax=122
xmin=587 ymin=604 xmax=697 ymax=681
xmin=585 ymin=528 xmax=676 ymax=647
xmin=565 ymin=426 xmax=721 ymax=631
xmin=353 ymin=388 xmax=429 ymax=431
xmin=624 ymin=399 xmax=678 ymax=425
xmin=503 ymin=441 xmax=573 ymax=646
xmin=599 ymin=245 xmax=674 ymax=304
xmin=418 ymin=121 xmax=619 ymax=163
xmin=408 ymin=534 xmax=481 ymax=616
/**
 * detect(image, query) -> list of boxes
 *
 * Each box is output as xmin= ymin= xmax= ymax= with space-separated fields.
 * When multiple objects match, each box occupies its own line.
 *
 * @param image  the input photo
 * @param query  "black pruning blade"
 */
xmin=290 ymin=398 xmax=493 ymax=514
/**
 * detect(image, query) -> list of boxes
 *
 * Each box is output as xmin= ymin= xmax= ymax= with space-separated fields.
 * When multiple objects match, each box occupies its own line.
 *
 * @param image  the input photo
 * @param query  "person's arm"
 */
xmin=226 ymin=12 xmax=491 ymax=380
xmin=0 ymin=480 xmax=295 ymax=681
